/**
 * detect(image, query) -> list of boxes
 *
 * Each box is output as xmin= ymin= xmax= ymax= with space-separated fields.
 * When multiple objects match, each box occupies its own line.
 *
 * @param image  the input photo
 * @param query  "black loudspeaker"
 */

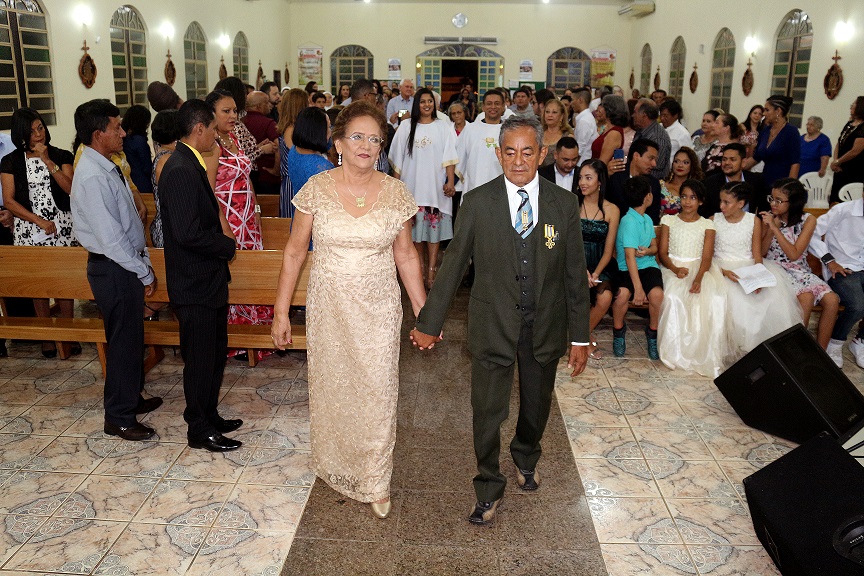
xmin=714 ymin=324 xmax=864 ymax=444
xmin=744 ymin=432 xmax=864 ymax=575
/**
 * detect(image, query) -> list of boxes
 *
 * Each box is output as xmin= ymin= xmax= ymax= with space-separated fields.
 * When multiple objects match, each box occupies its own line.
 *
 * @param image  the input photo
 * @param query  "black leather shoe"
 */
xmin=233 ymin=352 xmax=249 ymax=362
xmin=188 ymin=433 xmax=242 ymax=452
xmin=516 ymin=468 xmax=540 ymax=491
xmin=135 ymin=396 xmax=163 ymax=414
xmin=104 ymin=421 xmax=156 ymax=441
xmin=214 ymin=418 xmax=243 ymax=433
xmin=0 ymin=342 xmax=7 ymax=358
xmin=69 ymin=344 xmax=82 ymax=356
xmin=468 ymin=498 xmax=501 ymax=525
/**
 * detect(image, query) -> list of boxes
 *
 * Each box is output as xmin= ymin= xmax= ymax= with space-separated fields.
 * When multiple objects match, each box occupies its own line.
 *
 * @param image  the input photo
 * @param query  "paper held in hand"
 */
xmin=734 ymin=263 xmax=777 ymax=294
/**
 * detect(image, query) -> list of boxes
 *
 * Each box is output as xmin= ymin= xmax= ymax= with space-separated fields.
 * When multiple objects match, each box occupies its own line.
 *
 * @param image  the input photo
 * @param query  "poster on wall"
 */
xmin=519 ymin=60 xmax=533 ymax=81
xmin=388 ymin=59 xmax=401 ymax=81
xmin=298 ymin=45 xmax=323 ymax=85
xmin=590 ymin=48 xmax=616 ymax=87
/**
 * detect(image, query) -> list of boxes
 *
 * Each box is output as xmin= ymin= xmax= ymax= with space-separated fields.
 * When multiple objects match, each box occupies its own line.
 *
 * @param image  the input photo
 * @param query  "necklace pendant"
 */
xmin=355 ymin=197 xmax=366 ymax=208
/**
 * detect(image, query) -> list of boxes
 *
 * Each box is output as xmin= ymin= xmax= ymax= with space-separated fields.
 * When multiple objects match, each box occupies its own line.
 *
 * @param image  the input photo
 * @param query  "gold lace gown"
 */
xmin=292 ymin=171 xmax=418 ymax=502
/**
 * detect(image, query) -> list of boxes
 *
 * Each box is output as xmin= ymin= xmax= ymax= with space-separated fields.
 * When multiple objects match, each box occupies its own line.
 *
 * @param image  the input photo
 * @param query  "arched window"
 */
xmin=184 ymin=22 xmax=208 ymax=100
xmin=233 ymin=31 xmax=248 ymax=83
xmin=0 ymin=0 xmax=55 ymax=129
xmin=546 ymin=47 xmax=591 ymax=92
xmin=710 ymin=28 xmax=735 ymax=113
xmin=330 ymin=45 xmax=373 ymax=94
xmin=639 ymin=44 xmax=652 ymax=96
xmin=110 ymin=5 xmax=148 ymax=113
xmin=772 ymin=9 xmax=812 ymax=127
xmin=668 ymin=36 xmax=686 ymax=101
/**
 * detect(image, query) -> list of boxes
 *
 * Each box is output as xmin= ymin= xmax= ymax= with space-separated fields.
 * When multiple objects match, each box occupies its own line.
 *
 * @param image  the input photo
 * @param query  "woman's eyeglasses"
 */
xmin=766 ymin=196 xmax=789 ymax=205
xmin=346 ymin=133 xmax=383 ymax=146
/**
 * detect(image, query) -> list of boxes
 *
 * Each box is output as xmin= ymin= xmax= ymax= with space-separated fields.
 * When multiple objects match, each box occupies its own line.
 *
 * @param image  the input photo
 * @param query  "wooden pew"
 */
xmin=0 ymin=246 xmax=310 ymax=375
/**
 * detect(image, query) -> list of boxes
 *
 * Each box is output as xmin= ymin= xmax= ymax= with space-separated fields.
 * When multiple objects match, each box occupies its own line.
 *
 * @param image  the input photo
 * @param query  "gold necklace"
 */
xmin=343 ymin=182 xmax=368 ymax=208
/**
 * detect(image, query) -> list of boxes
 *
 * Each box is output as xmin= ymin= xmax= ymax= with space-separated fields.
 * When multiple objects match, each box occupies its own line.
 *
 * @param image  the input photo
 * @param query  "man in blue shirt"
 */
xmin=71 ymin=100 xmax=161 ymax=442
xmin=612 ymin=176 xmax=664 ymax=359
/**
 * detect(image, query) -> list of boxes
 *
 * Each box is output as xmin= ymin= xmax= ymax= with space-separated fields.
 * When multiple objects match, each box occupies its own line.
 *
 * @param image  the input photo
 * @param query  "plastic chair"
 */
xmin=799 ymin=172 xmax=831 ymax=208
xmin=838 ymin=182 xmax=863 ymax=202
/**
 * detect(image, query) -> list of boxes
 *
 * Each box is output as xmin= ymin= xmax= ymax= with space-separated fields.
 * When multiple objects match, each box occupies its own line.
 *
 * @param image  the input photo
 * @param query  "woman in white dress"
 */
xmin=389 ymin=88 xmax=458 ymax=289
xmin=711 ymin=181 xmax=801 ymax=366
xmin=657 ymin=179 xmax=730 ymax=377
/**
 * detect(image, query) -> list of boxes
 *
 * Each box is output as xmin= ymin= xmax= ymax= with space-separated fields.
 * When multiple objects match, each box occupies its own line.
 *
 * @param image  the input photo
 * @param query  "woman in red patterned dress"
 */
xmin=204 ymin=89 xmax=273 ymax=359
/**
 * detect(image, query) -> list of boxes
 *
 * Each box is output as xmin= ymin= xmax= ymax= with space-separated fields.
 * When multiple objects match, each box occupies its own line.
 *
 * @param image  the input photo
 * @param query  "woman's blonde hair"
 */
xmin=542 ymin=99 xmax=573 ymax=136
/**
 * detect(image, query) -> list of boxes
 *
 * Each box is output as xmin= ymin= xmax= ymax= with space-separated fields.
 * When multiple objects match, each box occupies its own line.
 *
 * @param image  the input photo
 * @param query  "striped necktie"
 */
xmin=514 ymin=188 xmax=533 ymax=238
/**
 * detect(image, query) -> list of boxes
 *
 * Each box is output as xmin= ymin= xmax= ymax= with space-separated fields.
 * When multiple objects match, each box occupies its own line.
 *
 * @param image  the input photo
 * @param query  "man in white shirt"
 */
xmin=571 ymin=88 xmax=598 ymax=165
xmin=809 ymin=198 xmax=864 ymax=368
xmin=385 ymin=78 xmax=414 ymax=128
xmin=456 ymin=89 xmax=506 ymax=196
xmin=538 ymin=136 xmax=579 ymax=194
xmin=660 ymin=100 xmax=691 ymax=164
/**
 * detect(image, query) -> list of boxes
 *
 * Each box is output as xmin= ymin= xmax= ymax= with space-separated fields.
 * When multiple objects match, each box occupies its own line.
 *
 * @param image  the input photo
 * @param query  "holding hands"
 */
xmin=410 ymin=328 xmax=442 ymax=350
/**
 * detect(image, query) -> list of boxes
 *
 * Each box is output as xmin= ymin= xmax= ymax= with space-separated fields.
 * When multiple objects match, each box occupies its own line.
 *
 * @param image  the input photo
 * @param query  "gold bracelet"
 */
xmin=50 ymin=164 xmax=60 ymax=174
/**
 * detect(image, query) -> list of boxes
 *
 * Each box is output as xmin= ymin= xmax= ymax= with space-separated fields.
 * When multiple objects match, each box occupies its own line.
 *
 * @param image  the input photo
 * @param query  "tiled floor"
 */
xmin=564 ymin=315 xmax=864 ymax=575
xmin=0 ymin=300 xmax=863 ymax=574
xmin=0 ymin=343 xmax=311 ymax=575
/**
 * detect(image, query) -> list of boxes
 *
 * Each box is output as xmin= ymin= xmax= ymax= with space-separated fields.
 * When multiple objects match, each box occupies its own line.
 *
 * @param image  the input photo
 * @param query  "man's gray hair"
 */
xmin=499 ymin=115 xmax=544 ymax=149
xmin=400 ymin=78 xmax=414 ymax=87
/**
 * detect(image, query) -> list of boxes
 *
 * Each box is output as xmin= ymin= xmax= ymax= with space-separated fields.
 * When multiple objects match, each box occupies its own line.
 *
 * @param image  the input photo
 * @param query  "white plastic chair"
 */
xmin=838 ymin=182 xmax=863 ymax=202
xmin=799 ymin=171 xmax=830 ymax=208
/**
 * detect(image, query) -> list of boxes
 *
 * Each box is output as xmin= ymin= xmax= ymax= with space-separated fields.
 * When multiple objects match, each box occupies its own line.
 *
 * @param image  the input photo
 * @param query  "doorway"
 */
xmin=440 ymin=59 xmax=478 ymax=104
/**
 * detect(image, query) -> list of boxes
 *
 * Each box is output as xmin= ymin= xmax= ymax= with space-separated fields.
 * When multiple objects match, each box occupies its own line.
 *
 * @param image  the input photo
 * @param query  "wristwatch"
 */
xmin=821 ymin=253 xmax=835 ymax=265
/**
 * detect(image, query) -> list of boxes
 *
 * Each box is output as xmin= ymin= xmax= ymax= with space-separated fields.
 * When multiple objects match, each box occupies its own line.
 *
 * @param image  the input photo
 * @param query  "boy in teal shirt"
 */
xmin=612 ymin=176 xmax=664 ymax=359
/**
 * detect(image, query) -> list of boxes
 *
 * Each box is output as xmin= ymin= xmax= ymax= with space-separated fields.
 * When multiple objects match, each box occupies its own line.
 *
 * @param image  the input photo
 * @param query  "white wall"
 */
xmin=284 ymin=2 xmax=633 ymax=91
xmin=629 ymin=1 xmax=864 ymax=140
xmin=41 ymin=0 xmax=291 ymax=146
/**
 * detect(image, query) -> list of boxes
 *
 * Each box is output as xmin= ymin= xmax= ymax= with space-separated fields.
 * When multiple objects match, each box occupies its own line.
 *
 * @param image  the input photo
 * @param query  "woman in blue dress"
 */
xmin=748 ymin=95 xmax=800 ymax=188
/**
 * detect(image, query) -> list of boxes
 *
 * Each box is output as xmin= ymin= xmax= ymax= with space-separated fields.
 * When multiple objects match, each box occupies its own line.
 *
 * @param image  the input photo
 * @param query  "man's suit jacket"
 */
xmin=416 ymin=175 xmax=590 ymax=367
xmin=700 ymin=171 xmax=767 ymax=218
xmin=538 ymin=164 xmax=578 ymax=195
xmin=158 ymin=142 xmax=236 ymax=307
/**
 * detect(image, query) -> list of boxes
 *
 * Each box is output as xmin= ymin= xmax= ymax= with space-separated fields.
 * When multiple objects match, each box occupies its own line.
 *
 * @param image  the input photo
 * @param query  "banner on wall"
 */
xmin=590 ymin=48 xmax=616 ymax=87
xmin=298 ymin=44 xmax=323 ymax=85
xmin=519 ymin=60 xmax=533 ymax=81
xmin=388 ymin=58 xmax=401 ymax=81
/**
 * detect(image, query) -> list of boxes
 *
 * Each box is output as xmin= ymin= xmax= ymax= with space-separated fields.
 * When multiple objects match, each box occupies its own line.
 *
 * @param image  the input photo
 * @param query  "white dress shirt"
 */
xmin=573 ymin=108 xmax=599 ymax=165
xmin=554 ymin=166 xmax=575 ymax=192
xmin=808 ymin=199 xmax=864 ymax=280
xmin=665 ymin=120 xmax=692 ymax=163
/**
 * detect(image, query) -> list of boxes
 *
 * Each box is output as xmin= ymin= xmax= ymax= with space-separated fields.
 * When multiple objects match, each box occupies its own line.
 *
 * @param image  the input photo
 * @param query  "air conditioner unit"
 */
xmin=618 ymin=1 xmax=655 ymax=17
xmin=423 ymin=36 xmax=498 ymax=45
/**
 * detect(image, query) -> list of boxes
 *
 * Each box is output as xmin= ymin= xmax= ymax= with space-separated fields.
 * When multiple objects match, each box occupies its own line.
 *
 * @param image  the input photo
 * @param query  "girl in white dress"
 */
xmin=389 ymin=88 xmax=458 ymax=289
xmin=657 ymin=180 xmax=730 ymax=376
xmin=712 ymin=181 xmax=801 ymax=365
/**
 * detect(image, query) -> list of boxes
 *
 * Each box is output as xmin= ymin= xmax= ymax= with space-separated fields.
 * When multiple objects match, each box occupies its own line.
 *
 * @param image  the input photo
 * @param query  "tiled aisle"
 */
xmin=0 ymin=301 xmax=862 ymax=574
xmin=562 ymin=315 xmax=864 ymax=575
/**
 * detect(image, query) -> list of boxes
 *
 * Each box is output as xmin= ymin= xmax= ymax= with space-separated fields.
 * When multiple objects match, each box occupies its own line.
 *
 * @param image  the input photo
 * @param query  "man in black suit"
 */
xmin=158 ymin=100 xmax=241 ymax=452
xmin=607 ymin=139 xmax=663 ymax=224
xmin=538 ymin=136 xmax=580 ymax=195
xmin=412 ymin=116 xmax=590 ymax=525
xmin=701 ymin=143 xmax=767 ymax=217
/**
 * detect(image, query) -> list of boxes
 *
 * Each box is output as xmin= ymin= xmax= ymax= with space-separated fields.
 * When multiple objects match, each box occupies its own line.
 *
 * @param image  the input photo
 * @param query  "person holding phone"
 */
xmin=385 ymin=78 xmax=415 ymax=128
xmin=591 ymin=94 xmax=628 ymax=168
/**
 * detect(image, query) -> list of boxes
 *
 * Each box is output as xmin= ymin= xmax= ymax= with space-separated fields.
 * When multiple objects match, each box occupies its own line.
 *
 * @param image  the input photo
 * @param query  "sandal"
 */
xmin=589 ymin=341 xmax=603 ymax=360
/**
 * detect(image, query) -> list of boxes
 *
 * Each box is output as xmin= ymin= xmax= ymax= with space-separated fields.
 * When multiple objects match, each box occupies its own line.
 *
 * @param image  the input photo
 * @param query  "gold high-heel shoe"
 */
xmin=371 ymin=499 xmax=391 ymax=519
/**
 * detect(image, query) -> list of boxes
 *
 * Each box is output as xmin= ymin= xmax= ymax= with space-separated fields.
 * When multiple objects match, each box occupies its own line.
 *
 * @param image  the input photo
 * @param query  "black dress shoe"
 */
xmin=468 ymin=498 xmax=501 ymax=525
xmin=104 ymin=421 xmax=156 ymax=441
xmin=0 ymin=342 xmax=7 ymax=358
xmin=41 ymin=346 xmax=57 ymax=359
xmin=69 ymin=344 xmax=82 ymax=356
xmin=135 ymin=396 xmax=163 ymax=414
xmin=516 ymin=468 xmax=540 ymax=491
xmin=233 ymin=352 xmax=249 ymax=362
xmin=213 ymin=418 xmax=243 ymax=433
xmin=188 ymin=433 xmax=242 ymax=452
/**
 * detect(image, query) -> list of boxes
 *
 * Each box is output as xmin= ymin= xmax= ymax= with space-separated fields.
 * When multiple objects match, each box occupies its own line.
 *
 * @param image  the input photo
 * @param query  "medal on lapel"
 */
xmin=544 ymin=224 xmax=558 ymax=249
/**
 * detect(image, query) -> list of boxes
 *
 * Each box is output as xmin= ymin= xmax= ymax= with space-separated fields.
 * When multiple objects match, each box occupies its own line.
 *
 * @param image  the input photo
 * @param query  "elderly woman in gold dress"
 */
xmin=271 ymin=101 xmax=426 ymax=519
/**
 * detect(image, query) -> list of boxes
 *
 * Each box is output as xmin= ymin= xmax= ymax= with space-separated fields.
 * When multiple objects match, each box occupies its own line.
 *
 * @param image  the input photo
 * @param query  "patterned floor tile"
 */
xmin=97 ymin=521 xmax=201 ymax=575
xmin=3 ymin=518 xmax=126 ymax=573
xmin=587 ymin=497 xmax=677 ymax=544
xmin=601 ymin=543 xmax=696 ymax=575
xmin=133 ymin=479 xmax=233 ymax=526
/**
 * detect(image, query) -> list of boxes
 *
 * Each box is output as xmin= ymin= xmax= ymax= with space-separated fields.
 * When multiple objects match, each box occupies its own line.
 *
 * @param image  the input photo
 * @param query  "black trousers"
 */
xmin=470 ymin=322 xmax=558 ymax=502
xmin=87 ymin=259 xmax=144 ymax=427
xmin=174 ymin=303 xmax=228 ymax=438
